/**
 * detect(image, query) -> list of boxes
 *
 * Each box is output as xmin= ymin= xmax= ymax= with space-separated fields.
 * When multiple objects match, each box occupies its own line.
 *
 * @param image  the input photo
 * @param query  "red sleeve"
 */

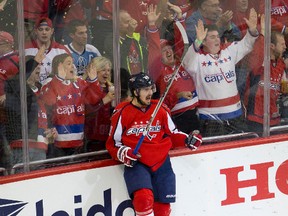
xmin=271 ymin=18 xmax=285 ymax=33
xmin=146 ymin=27 xmax=163 ymax=83
xmin=0 ymin=81 xmax=4 ymax=96
xmin=54 ymin=0 xmax=73 ymax=11
xmin=173 ymin=20 xmax=186 ymax=59
xmin=157 ymin=72 xmax=178 ymax=110
xmin=83 ymin=79 xmax=105 ymax=105
xmin=39 ymin=77 xmax=58 ymax=106
xmin=247 ymin=35 xmax=264 ymax=74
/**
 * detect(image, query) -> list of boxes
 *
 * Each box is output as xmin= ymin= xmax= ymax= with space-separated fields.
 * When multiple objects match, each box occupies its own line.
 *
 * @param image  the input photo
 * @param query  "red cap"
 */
xmin=0 ymin=31 xmax=14 ymax=44
xmin=160 ymin=39 xmax=173 ymax=49
xmin=35 ymin=17 xmax=53 ymax=29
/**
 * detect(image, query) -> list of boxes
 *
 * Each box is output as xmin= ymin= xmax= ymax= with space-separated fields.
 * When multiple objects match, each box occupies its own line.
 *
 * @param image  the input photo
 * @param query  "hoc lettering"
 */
xmin=220 ymin=160 xmax=288 ymax=205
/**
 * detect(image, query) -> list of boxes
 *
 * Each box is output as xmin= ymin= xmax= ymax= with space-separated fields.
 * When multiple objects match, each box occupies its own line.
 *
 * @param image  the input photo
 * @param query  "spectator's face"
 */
xmin=35 ymin=26 xmax=54 ymax=44
xmin=203 ymin=30 xmax=221 ymax=54
xmin=61 ymin=56 xmax=76 ymax=80
xmin=70 ymin=25 xmax=88 ymax=46
xmin=0 ymin=43 xmax=12 ymax=55
xmin=201 ymin=0 xmax=222 ymax=21
xmin=272 ymin=34 xmax=287 ymax=59
xmin=284 ymin=58 xmax=288 ymax=70
xmin=119 ymin=11 xmax=137 ymax=36
xmin=97 ymin=63 xmax=111 ymax=85
xmin=236 ymin=0 xmax=249 ymax=13
xmin=161 ymin=45 xmax=175 ymax=66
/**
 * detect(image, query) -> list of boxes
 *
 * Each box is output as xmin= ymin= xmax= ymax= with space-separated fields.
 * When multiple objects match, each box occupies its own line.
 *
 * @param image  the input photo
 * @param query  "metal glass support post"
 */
xmin=17 ymin=0 xmax=30 ymax=172
xmin=112 ymin=0 xmax=121 ymax=105
xmin=263 ymin=0 xmax=271 ymax=137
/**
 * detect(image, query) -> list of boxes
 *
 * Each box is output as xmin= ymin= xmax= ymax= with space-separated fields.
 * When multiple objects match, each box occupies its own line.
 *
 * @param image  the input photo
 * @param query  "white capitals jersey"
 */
xmin=25 ymin=40 xmax=70 ymax=84
xmin=182 ymin=32 xmax=258 ymax=120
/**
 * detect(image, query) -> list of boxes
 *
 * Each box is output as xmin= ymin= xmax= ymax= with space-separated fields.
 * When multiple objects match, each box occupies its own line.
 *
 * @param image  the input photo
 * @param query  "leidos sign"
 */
xmin=220 ymin=160 xmax=288 ymax=205
xmin=1 ymin=189 xmax=133 ymax=216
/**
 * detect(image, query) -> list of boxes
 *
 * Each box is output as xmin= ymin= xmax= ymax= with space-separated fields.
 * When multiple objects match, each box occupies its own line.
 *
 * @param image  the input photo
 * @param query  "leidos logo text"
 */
xmin=35 ymin=189 xmax=133 ymax=216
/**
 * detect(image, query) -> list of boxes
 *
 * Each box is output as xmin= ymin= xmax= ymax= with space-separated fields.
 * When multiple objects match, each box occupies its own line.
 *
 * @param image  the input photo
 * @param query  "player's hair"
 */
xmin=51 ymin=53 xmax=71 ymax=76
xmin=67 ymin=19 xmax=87 ymax=34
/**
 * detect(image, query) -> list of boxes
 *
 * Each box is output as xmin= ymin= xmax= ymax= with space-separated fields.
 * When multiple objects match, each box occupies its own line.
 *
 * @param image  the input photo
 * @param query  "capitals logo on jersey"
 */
xmin=126 ymin=120 xmax=161 ymax=140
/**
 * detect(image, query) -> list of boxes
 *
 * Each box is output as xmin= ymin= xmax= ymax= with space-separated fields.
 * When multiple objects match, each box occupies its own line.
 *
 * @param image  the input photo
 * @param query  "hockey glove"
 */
xmin=185 ymin=130 xmax=202 ymax=150
xmin=117 ymin=146 xmax=141 ymax=167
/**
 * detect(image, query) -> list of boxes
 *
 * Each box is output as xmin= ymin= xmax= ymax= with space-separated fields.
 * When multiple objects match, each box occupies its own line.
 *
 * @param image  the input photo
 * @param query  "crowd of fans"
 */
xmin=0 ymin=0 xmax=288 ymax=174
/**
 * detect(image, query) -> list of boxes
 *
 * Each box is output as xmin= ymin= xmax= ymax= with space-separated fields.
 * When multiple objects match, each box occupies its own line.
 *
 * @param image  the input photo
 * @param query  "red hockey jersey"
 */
xmin=0 ymin=51 xmax=19 ymax=96
xmin=106 ymin=100 xmax=188 ymax=171
xmin=158 ymin=64 xmax=199 ymax=115
xmin=245 ymin=35 xmax=286 ymax=125
xmin=85 ymin=85 xmax=112 ymax=142
xmin=40 ymin=76 xmax=103 ymax=148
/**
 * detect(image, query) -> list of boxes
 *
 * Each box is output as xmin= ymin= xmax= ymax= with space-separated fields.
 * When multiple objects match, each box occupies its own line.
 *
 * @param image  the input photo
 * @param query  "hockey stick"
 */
xmin=133 ymin=21 xmax=189 ymax=155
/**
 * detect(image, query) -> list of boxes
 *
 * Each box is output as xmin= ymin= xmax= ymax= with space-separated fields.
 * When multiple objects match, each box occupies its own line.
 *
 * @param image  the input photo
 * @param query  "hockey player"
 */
xmin=106 ymin=72 xmax=202 ymax=216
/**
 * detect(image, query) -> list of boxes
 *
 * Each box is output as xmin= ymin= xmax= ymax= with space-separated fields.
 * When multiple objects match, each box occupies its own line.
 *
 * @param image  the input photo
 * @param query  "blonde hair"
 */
xmin=90 ymin=56 xmax=112 ymax=71
xmin=84 ymin=56 xmax=112 ymax=81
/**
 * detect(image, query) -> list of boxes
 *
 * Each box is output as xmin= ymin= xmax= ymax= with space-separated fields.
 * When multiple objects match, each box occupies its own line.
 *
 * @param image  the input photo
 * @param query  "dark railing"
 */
xmin=202 ymin=132 xmax=259 ymax=144
xmin=10 ymin=150 xmax=109 ymax=174
xmin=0 ymin=167 xmax=8 ymax=176
xmin=270 ymin=124 xmax=288 ymax=133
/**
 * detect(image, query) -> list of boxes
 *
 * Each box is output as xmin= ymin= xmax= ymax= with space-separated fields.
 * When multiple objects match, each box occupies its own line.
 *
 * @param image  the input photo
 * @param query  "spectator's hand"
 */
xmin=260 ymin=14 xmax=265 ymax=36
xmin=27 ymin=65 xmax=40 ymax=87
xmin=58 ymin=63 xmax=66 ymax=79
xmin=147 ymin=4 xmax=161 ymax=27
xmin=185 ymin=130 xmax=202 ymax=150
xmin=127 ymin=18 xmax=138 ymax=37
xmin=87 ymin=63 xmax=97 ymax=80
xmin=117 ymin=146 xmax=141 ymax=167
xmin=195 ymin=19 xmax=207 ymax=42
xmin=167 ymin=2 xmax=182 ymax=20
xmin=177 ymin=91 xmax=192 ymax=100
xmin=45 ymin=127 xmax=58 ymax=144
xmin=216 ymin=10 xmax=233 ymax=29
xmin=0 ymin=94 xmax=6 ymax=106
xmin=244 ymin=8 xmax=258 ymax=36
xmin=34 ymin=45 xmax=46 ymax=63
xmin=0 ymin=0 xmax=7 ymax=11
xmin=102 ymin=91 xmax=115 ymax=105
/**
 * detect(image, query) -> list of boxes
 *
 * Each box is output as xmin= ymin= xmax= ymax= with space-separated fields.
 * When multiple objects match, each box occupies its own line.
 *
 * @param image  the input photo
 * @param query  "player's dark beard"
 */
xmin=136 ymin=96 xmax=148 ymax=106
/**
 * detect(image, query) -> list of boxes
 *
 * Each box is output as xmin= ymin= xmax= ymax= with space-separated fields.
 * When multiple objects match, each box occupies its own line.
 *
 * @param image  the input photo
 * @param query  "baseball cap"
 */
xmin=160 ymin=39 xmax=173 ymax=49
xmin=0 ymin=31 xmax=14 ymax=45
xmin=35 ymin=17 xmax=53 ymax=29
